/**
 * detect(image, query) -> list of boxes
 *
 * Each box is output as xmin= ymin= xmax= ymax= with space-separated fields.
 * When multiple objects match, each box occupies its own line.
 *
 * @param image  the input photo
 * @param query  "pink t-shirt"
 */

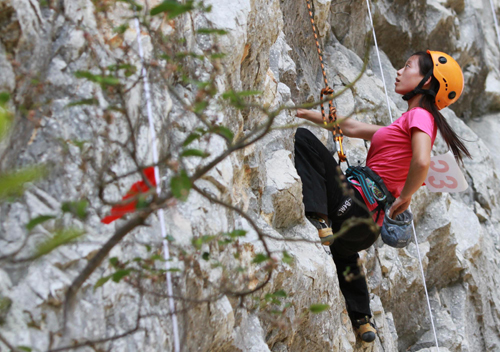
xmin=353 ymin=107 xmax=437 ymax=225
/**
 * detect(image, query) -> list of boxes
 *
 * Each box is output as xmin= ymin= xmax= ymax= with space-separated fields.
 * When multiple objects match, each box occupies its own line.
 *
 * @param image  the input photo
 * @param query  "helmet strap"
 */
xmin=402 ymin=69 xmax=436 ymax=101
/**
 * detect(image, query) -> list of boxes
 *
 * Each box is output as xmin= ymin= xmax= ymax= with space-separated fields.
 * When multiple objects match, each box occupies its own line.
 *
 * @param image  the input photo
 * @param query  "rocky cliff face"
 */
xmin=1 ymin=0 xmax=500 ymax=351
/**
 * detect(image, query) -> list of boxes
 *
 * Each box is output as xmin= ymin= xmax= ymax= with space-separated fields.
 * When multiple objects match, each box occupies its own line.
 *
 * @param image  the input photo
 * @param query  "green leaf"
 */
xmin=26 ymin=215 xmax=57 ymax=231
xmin=202 ymin=252 xmax=210 ymax=261
xmin=221 ymin=91 xmax=236 ymax=101
xmin=227 ymin=229 xmax=247 ymax=238
xmin=196 ymin=28 xmax=228 ymax=35
xmin=66 ymin=98 xmax=98 ymax=107
xmin=165 ymin=235 xmax=176 ymax=242
xmin=210 ymin=53 xmax=226 ymax=60
xmin=150 ymin=0 xmax=195 ymax=18
xmin=167 ymin=268 xmax=181 ymax=272
xmin=71 ymin=140 xmax=88 ymax=150
xmin=237 ymin=90 xmax=263 ymax=97
xmin=192 ymin=237 xmax=203 ymax=250
xmin=0 ymin=166 xmax=46 ymax=200
xmin=136 ymin=195 xmax=151 ymax=210
xmin=17 ymin=347 xmax=32 ymax=352
xmin=0 ymin=105 xmax=12 ymax=139
xmin=61 ymin=200 xmax=88 ymax=220
xmin=309 ymin=304 xmax=330 ymax=314
xmin=112 ymin=269 xmax=132 ymax=283
xmin=0 ymin=92 xmax=10 ymax=105
xmin=273 ymin=290 xmax=287 ymax=298
xmin=193 ymin=101 xmax=208 ymax=114
xmin=170 ymin=170 xmax=191 ymax=201
xmin=111 ymin=64 xmax=137 ymax=77
xmin=150 ymin=254 xmax=165 ymax=261
xmin=0 ymin=295 xmax=12 ymax=319
xmin=282 ymin=251 xmax=294 ymax=265
xmin=35 ymin=228 xmax=84 ymax=258
xmin=109 ymin=257 xmax=119 ymax=267
xmin=212 ymin=126 xmax=233 ymax=142
xmin=181 ymin=149 xmax=210 ymax=158
xmin=252 ymin=253 xmax=269 ymax=264
xmin=74 ymin=71 xmax=120 ymax=87
xmin=183 ymin=132 xmax=203 ymax=147
xmin=94 ymin=275 xmax=111 ymax=290
xmin=113 ymin=24 xmax=129 ymax=34
xmin=218 ymin=238 xmax=233 ymax=246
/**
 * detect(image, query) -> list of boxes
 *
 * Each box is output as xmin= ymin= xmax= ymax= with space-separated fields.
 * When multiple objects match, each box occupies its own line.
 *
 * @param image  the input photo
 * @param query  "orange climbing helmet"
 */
xmin=402 ymin=50 xmax=464 ymax=110
xmin=427 ymin=50 xmax=464 ymax=110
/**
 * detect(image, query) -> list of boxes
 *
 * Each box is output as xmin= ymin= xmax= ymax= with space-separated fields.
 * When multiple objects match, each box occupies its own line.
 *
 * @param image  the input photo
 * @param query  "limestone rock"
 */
xmin=3 ymin=1 xmax=500 ymax=352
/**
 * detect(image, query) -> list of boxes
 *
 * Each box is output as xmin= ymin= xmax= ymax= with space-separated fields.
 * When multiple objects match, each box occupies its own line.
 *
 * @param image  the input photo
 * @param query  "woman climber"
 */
xmin=294 ymin=50 xmax=471 ymax=342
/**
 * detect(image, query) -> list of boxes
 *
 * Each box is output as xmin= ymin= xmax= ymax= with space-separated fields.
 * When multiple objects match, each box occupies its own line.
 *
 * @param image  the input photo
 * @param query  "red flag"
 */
xmin=101 ymin=167 xmax=157 ymax=224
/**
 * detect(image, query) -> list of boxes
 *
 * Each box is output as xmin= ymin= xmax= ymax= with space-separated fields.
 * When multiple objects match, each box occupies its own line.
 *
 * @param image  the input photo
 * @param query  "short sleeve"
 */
xmin=405 ymin=107 xmax=435 ymax=139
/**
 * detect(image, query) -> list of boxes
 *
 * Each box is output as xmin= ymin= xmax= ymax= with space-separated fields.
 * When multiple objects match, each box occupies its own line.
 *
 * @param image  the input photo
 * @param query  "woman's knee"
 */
xmin=294 ymin=128 xmax=314 ymax=144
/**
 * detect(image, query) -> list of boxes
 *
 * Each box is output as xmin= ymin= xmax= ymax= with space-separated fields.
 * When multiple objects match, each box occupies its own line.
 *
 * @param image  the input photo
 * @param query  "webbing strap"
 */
xmin=347 ymin=167 xmax=376 ymax=205
xmin=305 ymin=0 xmax=346 ymax=163
xmin=402 ymin=69 xmax=435 ymax=101
xmin=365 ymin=0 xmax=440 ymax=348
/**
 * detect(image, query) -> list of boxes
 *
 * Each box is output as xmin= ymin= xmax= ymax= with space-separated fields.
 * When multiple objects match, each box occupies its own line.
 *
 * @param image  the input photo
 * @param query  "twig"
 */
xmin=0 ymin=332 xmax=22 ymax=352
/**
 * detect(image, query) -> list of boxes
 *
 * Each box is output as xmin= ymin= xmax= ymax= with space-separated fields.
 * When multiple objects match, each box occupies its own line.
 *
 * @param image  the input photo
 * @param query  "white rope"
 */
xmin=365 ymin=0 xmax=393 ymax=123
xmin=489 ymin=0 xmax=500 ymax=51
xmin=134 ymin=17 xmax=181 ymax=352
xmin=365 ymin=0 xmax=440 ymax=348
xmin=409 ymin=209 xmax=440 ymax=348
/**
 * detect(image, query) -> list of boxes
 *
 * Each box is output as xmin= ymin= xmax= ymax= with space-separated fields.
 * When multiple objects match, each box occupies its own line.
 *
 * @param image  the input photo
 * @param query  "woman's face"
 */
xmin=395 ymin=55 xmax=424 ymax=95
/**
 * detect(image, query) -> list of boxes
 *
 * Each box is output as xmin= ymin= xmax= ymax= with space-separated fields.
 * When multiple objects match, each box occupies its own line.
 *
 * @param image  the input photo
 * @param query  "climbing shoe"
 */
xmin=306 ymin=215 xmax=334 ymax=246
xmin=353 ymin=316 xmax=376 ymax=343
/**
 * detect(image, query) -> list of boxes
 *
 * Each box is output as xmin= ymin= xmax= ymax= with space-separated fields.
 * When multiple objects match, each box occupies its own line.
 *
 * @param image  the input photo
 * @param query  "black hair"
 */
xmin=412 ymin=51 xmax=471 ymax=163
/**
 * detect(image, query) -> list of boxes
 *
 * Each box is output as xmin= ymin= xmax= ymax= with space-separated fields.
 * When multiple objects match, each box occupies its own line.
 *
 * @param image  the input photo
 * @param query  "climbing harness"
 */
xmin=366 ymin=0 xmax=440 ymax=348
xmin=305 ymin=0 xmax=347 ymax=163
xmin=345 ymin=165 xmax=394 ymax=223
xmin=134 ymin=16 xmax=181 ymax=352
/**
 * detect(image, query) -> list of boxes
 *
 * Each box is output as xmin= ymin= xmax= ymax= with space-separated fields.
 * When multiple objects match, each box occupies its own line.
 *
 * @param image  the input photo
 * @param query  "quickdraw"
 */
xmin=305 ymin=0 xmax=347 ymax=163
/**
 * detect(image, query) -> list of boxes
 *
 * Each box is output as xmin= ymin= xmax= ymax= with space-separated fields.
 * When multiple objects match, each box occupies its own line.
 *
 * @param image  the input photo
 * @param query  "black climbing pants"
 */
xmin=294 ymin=128 xmax=379 ymax=322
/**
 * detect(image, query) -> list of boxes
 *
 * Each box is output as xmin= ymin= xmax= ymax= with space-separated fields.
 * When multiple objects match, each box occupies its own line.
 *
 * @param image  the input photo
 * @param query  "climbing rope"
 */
xmin=365 ymin=0 xmax=393 ymax=122
xmin=489 ymin=0 xmax=500 ymax=51
xmin=365 ymin=0 xmax=440 ymax=348
xmin=305 ymin=0 xmax=347 ymax=163
xmin=134 ymin=17 xmax=181 ymax=352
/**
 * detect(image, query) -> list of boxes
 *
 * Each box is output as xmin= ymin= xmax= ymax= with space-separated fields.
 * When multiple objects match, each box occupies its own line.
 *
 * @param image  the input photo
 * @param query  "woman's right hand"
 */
xmin=388 ymin=196 xmax=412 ymax=219
xmin=296 ymin=108 xmax=310 ymax=120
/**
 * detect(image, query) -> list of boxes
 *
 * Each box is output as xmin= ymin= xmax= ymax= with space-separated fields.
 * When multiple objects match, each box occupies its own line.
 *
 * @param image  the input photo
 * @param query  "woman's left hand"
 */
xmin=388 ymin=196 xmax=412 ymax=219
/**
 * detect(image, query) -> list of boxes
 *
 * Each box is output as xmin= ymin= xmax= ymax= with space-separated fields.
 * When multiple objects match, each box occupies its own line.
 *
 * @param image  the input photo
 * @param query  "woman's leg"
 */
xmin=330 ymin=190 xmax=379 ymax=321
xmin=295 ymin=128 xmax=379 ymax=331
xmin=294 ymin=128 xmax=347 ymax=218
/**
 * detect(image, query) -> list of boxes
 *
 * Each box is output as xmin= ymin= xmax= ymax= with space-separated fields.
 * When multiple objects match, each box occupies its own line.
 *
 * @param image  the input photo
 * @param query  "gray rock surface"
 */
xmin=2 ymin=0 xmax=500 ymax=351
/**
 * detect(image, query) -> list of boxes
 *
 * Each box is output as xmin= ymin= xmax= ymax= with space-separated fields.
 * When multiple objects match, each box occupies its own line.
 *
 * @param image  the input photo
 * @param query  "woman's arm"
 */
xmin=388 ymin=129 xmax=432 ymax=218
xmin=296 ymin=109 xmax=382 ymax=141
